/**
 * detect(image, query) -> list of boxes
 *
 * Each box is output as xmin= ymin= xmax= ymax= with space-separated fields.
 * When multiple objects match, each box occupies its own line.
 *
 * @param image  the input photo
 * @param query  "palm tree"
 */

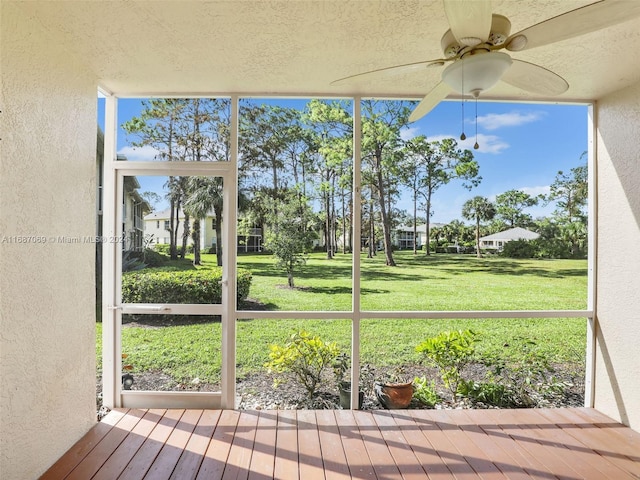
xmin=183 ymin=176 xmax=224 ymax=266
xmin=462 ymin=196 xmax=496 ymax=258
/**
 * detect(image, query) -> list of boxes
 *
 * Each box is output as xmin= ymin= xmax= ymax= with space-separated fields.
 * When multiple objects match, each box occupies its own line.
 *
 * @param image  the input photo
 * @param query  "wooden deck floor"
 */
xmin=41 ymin=407 xmax=640 ymax=479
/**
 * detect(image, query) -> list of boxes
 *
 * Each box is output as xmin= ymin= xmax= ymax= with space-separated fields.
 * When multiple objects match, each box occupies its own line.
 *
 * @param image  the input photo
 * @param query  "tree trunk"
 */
xmin=374 ymin=155 xmax=395 ymax=266
xmin=180 ymin=214 xmax=190 ymax=259
xmin=412 ymin=194 xmax=417 ymax=255
xmin=325 ymin=171 xmax=333 ymax=260
xmin=169 ymin=196 xmax=177 ymax=260
xmin=287 ymin=272 xmax=294 ymax=288
xmin=214 ymin=203 xmax=223 ymax=266
xmin=425 ymin=190 xmax=432 ymax=256
xmin=475 ymin=218 xmax=482 ymax=258
xmin=192 ymin=218 xmax=201 ymax=265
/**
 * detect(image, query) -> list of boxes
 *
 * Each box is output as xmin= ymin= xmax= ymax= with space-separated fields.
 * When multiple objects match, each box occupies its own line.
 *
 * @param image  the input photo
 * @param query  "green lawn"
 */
xmin=98 ymin=252 xmax=588 ymax=387
xmin=239 ymin=251 xmax=587 ymax=311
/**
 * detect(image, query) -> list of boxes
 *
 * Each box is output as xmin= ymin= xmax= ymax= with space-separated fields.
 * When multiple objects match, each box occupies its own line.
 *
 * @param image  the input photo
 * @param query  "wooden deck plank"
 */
xmin=273 ymin=410 xmax=299 ymax=480
xmin=568 ymin=407 xmax=640 ymax=455
xmin=458 ymin=409 xmax=545 ymax=480
xmin=221 ymin=410 xmax=260 ymax=480
xmin=39 ymin=407 xmax=640 ymax=480
xmin=169 ymin=410 xmax=222 ymax=480
xmin=453 ymin=410 xmax=532 ymax=480
xmin=39 ymin=409 xmax=127 ymax=480
xmin=195 ymin=409 xmax=240 ymax=480
xmin=92 ymin=409 xmax=166 ymax=480
xmin=315 ymin=410 xmax=351 ymax=480
xmin=66 ymin=408 xmax=147 ymax=480
xmin=117 ymin=409 xmax=185 ymax=480
xmin=144 ymin=409 xmax=203 ymax=480
xmin=522 ymin=408 xmax=634 ymax=480
xmin=408 ymin=409 xmax=480 ymax=479
xmin=296 ymin=410 xmax=325 ymax=480
xmin=372 ymin=411 xmax=432 ymax=480
xmin=543 ymin=408 xmax=640 ymax=478
xmin=247 ymin=411 xmax=278 ymax=480
xmin=391 ymin=411 xmax=455 ymax=480
xmin=497 ymin=409 xmax=592 ymax=480
xmin=353 ymin=410 xmax=403 ymax=479
xmin=433 ymin=409 xmax=510 ymax=480
xmin=334 ymin=409 xmax=378 ymax=479
xmin=460 ymin=409 xmax=557 ymax=480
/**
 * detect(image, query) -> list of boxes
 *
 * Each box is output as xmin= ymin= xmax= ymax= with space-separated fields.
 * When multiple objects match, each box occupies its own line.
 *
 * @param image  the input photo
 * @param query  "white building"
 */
xmin=479 ymin=227 xmax=540 ymax=251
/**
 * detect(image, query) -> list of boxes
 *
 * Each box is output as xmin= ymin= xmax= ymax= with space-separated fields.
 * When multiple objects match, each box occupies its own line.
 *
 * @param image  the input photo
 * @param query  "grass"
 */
xmin=239 ymin=251 xmax=587 ymax=311
xmin=98 ymin=251 xmax=588 ymax=387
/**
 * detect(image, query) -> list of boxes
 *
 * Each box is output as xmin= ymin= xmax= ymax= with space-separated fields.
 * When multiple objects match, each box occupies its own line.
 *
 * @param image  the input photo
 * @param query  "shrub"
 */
xmin=264 ymin=330 xmax=340 ymax=399
xmin=412 ymin=376 xmax=440 ymax=407
xmin=122 ymin=267 xmax=252 ymax=305
xmin=153 ymin=243 xmax=171 ymax=255
xmin=458 ymin=379 xmax=510 ymax=407
xmin=142 ymin=248 xmax=169 ymax=267
xmin=480 ymin=341 xmax=568 ymax=407
xmin=416 ymin=329 xmax=481 ymax=398
xmin=501 ymin=239 xmax=536 ymax=258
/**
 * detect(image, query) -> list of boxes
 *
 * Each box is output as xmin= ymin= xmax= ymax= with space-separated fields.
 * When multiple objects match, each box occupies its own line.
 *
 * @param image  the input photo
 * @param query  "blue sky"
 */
xmin=98 ymin=97 xmax=587 ymax=224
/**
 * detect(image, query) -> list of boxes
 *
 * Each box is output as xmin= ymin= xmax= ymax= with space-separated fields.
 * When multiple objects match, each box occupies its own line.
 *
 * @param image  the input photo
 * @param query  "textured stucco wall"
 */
xmin=595 ymin=82 xmax=640 ymax=431
xmin=0 ymin=3 xmax=98 ymax=477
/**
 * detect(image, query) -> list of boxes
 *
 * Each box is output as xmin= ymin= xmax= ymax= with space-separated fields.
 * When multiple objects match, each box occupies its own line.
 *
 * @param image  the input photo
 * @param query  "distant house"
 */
xmin=122 ymin=176 xmax=151 ymax=251
xmin=144 ymin=209 xmax=263 ymax=252
xmin=479 ymin=227 xmax=540 ymax=251
xmin=393 ymin=223 xmax=445 ymax=249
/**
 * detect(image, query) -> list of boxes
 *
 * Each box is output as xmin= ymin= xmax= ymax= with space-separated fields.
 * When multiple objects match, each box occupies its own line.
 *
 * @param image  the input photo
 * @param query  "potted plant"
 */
xmin=374 ymin=366 xmax=414 ymax=409
xmin=333 ymin=353 xmax=373 ymax=409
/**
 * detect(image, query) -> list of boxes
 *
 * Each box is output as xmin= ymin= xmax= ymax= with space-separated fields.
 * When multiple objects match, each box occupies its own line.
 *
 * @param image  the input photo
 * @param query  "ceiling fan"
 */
xmin=332 ymin=0 xmax=640 ymax=123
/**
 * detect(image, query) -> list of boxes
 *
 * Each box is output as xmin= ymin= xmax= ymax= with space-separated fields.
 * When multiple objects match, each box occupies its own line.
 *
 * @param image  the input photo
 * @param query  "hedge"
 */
xmin=122 ymin=267 xmax=252 ymax=305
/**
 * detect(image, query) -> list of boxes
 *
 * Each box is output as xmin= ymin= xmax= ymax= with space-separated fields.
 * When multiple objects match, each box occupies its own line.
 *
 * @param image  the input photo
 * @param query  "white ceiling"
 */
xmin=16 ymin=0 xmax=640 ymax=103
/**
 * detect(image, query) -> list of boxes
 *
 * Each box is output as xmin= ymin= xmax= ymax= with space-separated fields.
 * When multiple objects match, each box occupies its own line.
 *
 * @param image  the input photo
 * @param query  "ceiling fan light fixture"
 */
xmin=441 ymin=51 xmax=513 ymax=95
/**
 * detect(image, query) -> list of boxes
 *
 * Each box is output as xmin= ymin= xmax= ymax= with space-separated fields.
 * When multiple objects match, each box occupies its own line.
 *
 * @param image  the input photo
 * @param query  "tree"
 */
xmin=462 ymin=196 xmax=496 ymax=258
xmin=494 ymin=189 xmax=539 ymax=228
xmin=546 ymin=161 xmax=588 ymax=224
xmin=263 ymin=193 xmax=316 ymax=288
xmin=304 ymin=100 xmax=352 ymax=259
xmin=123 ymin=99 xmax=188 ymax=259
xmin=402 ymin=136 xmax=480 ymax=255
xmin=544 ymin=156 xmax=588 ymax=257
xmin=361 ymin=100 xmax=414 ymax=266
xmin=183 ymin=176 xmax=223 ymax=266
xmin=141 ymin=191 xmax=162 ymax=211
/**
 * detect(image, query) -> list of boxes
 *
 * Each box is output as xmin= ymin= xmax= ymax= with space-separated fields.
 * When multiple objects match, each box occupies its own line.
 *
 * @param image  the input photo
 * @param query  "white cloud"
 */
xmin=117 ymin=145 xmax=162 ymax=162
xmin=520 ymin=185 xmax=550 ymax=197
xmin=476 ymin=111 xmax=545 ymax=131
xmin=400 ymin=126 xmax=421 ymax=141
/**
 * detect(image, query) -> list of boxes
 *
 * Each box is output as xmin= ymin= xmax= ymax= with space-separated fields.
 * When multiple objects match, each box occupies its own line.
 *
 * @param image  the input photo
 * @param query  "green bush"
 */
xmin=458 ymin=379 xmax=510 ymax=407
xmin=416 ymin=329 xmax=481 ymax=397
xmin=501 ymin=239 xmax=536 ymax=258
xmin=122 ymin=267 xmax=252 ymax=305
xmin=153 ymin=243 xmax=171 ymax=255
xmin=412 ymin=376 xmax=440 ymax=407
xmin=264 ymin=330 xmax=340 ymax=398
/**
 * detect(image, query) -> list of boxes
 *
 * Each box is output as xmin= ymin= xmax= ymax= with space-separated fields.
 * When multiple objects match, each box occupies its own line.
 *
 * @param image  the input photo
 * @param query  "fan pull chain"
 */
xmin=473 ymin=96 xmax=479 ymax=150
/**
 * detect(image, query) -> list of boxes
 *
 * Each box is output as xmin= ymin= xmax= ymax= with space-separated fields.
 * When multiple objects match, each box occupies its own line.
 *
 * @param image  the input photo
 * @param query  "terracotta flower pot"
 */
xmin=374 ymin=381 xmax=413 ymax=409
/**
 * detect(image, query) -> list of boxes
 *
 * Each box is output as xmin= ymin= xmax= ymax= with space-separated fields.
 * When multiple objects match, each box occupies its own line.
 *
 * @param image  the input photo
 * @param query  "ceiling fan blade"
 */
xmin=331 ymin=59 xmax=448 ymax=86
xmin=506 ymin=0 xmax=640 ymax=52
xmin=501 ymin=59 xmax=568 ymax=96
xmin=409 ymin=81 xmax=452 ymax=122
xmin=443 ymin=0 xmax=492 ymax=46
